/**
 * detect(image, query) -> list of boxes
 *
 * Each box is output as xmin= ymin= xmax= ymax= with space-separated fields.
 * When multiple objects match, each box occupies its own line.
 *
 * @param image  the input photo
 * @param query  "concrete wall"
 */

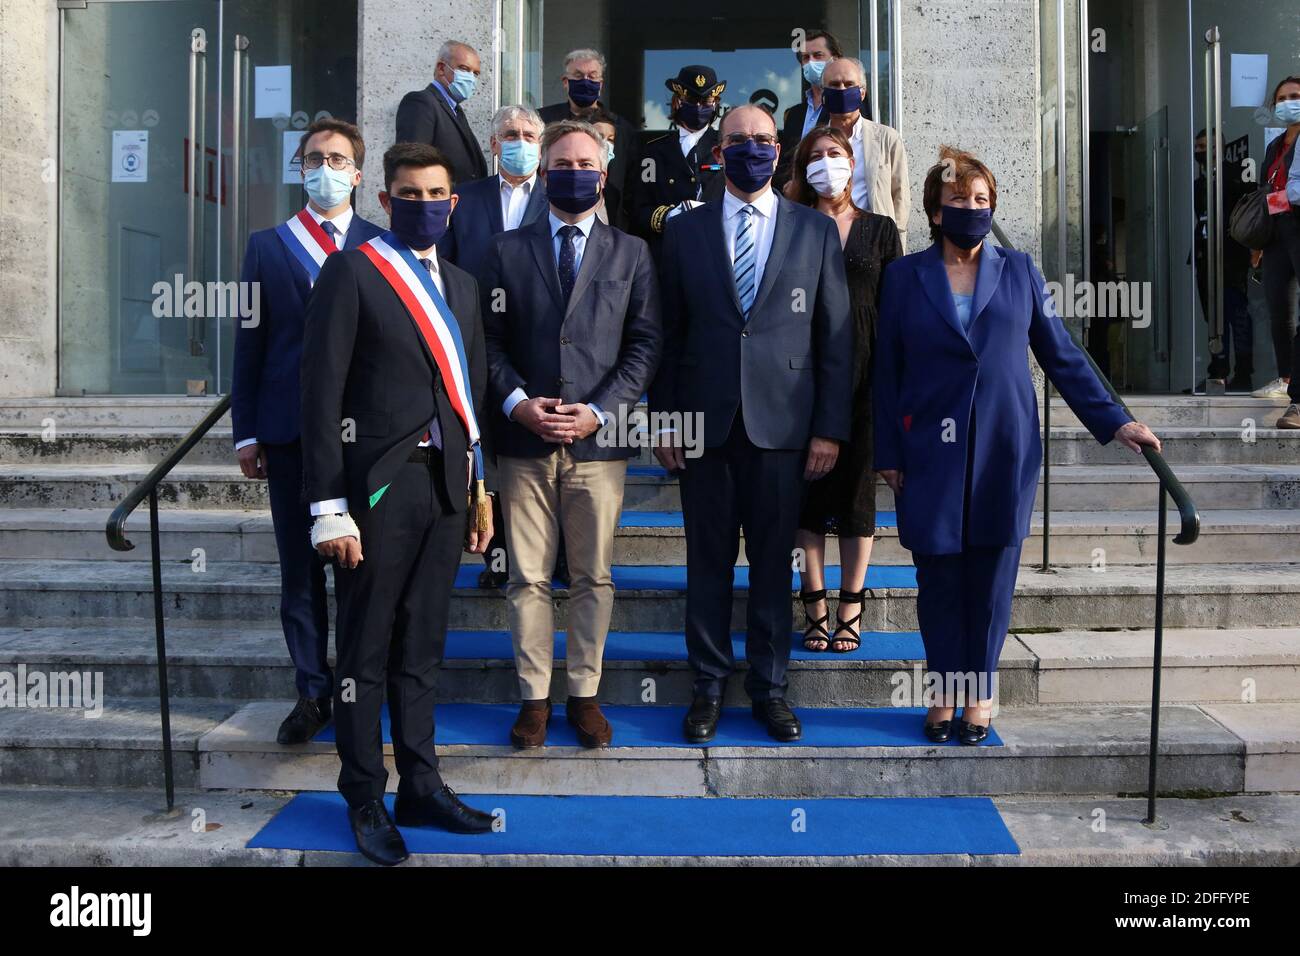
xmin=355 ymin=0 xmax=497 ymax=223
xmin=0 ymin=0 xmax=59 ymax=397
xmin=897 ymin=0 xmax=1042 ymax=260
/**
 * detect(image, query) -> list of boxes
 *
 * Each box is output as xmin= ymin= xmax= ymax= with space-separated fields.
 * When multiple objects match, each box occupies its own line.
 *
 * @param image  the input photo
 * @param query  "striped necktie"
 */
xmin=733 ymin=204 xmax=757 ymax=318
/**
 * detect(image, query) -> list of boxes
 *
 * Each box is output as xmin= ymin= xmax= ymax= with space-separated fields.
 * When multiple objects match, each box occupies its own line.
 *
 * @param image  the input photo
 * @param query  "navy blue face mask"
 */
xmin=939 ymin=204 xmax=993 ymax=249
xmin=567 ymin=77 xmax=602 ymax=107
xmin=674 ymin=101 xmax=716 ymax=131
xmin=722 ymin=140 xmax=777 ymax=193
xmin=546 ymin=167 xmax=604 ymax=214
xmin=823 ymin=85 xmax=863 ymax=115
xmin=387 ymin=195 xmax=452 ymax=248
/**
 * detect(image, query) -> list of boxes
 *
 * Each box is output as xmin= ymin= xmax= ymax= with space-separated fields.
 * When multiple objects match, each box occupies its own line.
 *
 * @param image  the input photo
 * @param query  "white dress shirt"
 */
xmin=678 ymin=125 xmax=708 ymax=159
xmin=309 ymin=244 xmax=446 ymax=517
xmin=848 ymin=117 xmax=873 ymax=213
xmin=501 ymin=210 xmax=607 ymax=425
xmin=235 ymin=205 xmax=355 ymax=453
xmin=499 ymin=172 xmax=537 ymax=231
xmin=721 ymin=185 xmax=778 ymax=296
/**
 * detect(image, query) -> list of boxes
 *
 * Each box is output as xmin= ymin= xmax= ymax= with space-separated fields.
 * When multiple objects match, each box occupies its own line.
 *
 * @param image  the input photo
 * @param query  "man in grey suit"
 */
xmin=481 ymin=119 xmax=662 ymax=751
xmin=395 ymin=40 xmax=489 ymax=183
xmin=649 ymin=104 xmax=852 ymax=744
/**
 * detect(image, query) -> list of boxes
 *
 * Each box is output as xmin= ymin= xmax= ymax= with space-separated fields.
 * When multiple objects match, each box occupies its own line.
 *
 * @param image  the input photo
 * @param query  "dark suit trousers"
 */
xmin=332 ymin=455 xmax=464 ymax=809
xmin=263 ymin=440 xmax=332 ymax=699
xmin=680 ymin=412 xmax=804 ymax=700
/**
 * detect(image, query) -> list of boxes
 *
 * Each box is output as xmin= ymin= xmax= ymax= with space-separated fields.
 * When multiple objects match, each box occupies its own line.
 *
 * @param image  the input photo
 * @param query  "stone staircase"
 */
xmin=0 ymin=395 xmax=1298 ymax=865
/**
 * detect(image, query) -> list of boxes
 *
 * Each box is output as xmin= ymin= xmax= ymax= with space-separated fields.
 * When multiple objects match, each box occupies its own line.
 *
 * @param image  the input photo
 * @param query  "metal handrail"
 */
xmin=990 ymin=220 xmax=1200 ymax=827
xmin=104 ymin=393 xmax=231 ymax=810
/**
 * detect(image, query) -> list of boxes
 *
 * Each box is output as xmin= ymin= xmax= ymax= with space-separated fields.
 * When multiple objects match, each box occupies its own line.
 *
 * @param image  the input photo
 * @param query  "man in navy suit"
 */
xmin=773 ymin=29 xmax=842 ymax=191
xmin=481 ymin=119 xmax=662 ymax=750
xmin=231 ymin=118 xmax=383 ymax=746
xmin=650 ymin=104 xmax=852 ymax=743
xmin=438 ymin=104 xmax=548 ymax=588
xmin=395 ymin=40 xmax=488 ymax=183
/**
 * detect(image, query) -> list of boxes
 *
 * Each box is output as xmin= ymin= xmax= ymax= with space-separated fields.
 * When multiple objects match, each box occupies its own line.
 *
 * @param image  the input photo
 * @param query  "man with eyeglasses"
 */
xmin=650 ymin=105 xmax=852 ymax=744
xmin=231 ymin=118 xmax=384 ymax=747
xmin=538 ymin=48 xmax=638 ymax=229
xmin=774 ymin=28 xmax=842 ymax=191
xmin=396 ymin=39 xmax=488 ymax=183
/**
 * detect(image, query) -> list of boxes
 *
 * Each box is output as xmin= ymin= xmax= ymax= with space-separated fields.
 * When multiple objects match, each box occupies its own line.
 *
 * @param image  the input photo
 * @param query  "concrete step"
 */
xmin=0 ymin=558 xmax=1295 ymax=632
xmin=1 ymin=462 xmax=1298 ymax=515
xmin=3 ymin=623 xmax=1294 ymax=708
xmin=1043 ymin=394 xmax=1291 ymax=429
xmin=0 ymin=696 xmax=1293 ymax=797
xmin=3 ymin=786 xmax=1297 ymax=865
xmin=2 ymin=506 xmax=1293 ymax=567
xmin=2 ymin=423 xmax=1297 ymax=467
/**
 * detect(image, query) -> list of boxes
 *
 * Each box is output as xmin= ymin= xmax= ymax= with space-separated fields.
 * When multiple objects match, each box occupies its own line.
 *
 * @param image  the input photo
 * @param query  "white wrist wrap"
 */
xmin=310 ymin=512 xmax=360 ymax=548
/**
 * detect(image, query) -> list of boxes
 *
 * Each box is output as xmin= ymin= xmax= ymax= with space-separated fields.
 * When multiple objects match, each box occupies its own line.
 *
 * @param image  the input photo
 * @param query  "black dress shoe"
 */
xmin=924 ymin=719 xmax=954 ymax=743
xmin=683 ymin=695 xmax=722 ymax=743
xmin=276 ymin=695 xmax=332 ymax=745
xmin=394 ymin=785 xmax=494 ymax=834
xmin=957 ymin=719 xmax=991 ymax=746
xmin=752 ymin=697 xmax=802 ymax=742
xmin=477 ymin=568 xmax=508 ymax=589
xmin=348 ymin=799 xmax=409 ymax=866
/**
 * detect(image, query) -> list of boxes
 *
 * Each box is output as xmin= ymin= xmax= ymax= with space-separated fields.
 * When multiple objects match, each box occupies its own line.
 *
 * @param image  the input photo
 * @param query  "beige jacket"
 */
xmin=854 ymin=117 xmax=910 ymax=251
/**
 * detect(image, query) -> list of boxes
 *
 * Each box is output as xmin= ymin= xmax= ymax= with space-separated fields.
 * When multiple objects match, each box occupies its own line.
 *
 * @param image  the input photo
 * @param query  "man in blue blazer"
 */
xmin=650 ymin=104 xmax=853 ymax=744
xmin=395 ymin=40 xmax=489 ymax=183
xmin=231 ymin=118 xmax=383 ymax=746
xmin=438 ymin=105 xmax=548 ymax=284
xmin=481 ymin=119 xmax=662 ymax=750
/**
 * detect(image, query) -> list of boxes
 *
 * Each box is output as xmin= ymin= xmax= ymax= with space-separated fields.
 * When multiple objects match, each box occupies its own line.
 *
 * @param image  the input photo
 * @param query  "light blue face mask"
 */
xmin=448 ymin=68 xmax=477 ymax=103
xmin=802 ymin=59 xmax=828 ymax=87
xmin=1275 ymin=99 xmax=1300 ymax=126
xmin=304 ymin=165 xmax=354 ymax=209
xmin=499 ymin=138 xmax=540 ymax=177
xmin=604 ymin=141 xmax=616 ymax=166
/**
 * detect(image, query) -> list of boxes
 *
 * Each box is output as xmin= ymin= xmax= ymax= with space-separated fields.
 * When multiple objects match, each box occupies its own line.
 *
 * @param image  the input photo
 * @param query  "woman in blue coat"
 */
xmin=873 ymin=146 xmax=1162 ymax=744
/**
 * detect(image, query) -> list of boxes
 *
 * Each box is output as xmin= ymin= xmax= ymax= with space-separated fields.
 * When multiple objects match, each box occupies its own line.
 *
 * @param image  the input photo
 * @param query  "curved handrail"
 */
xmin=990 ymin=220 xmax=1200 ymax=546
xmin=105 ymin=394 xmax=232 ymax=552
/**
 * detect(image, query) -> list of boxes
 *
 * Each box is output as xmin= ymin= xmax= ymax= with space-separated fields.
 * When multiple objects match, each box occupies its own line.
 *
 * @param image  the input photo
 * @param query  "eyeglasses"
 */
xmin=302 ymin=152 xmax=357 ymax=171
xmin=722 ymin=132 xmax=777 ymax=147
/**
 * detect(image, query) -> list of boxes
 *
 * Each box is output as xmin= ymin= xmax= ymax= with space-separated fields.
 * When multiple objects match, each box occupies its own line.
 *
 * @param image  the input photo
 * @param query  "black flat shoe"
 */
xmin=394 ymin=784 xmax=494 ymax=833
xmin=683 ymin=695 xmax=721 ymax=743
xmin=348 ymin=799 xmax=409 ymax=866
xmin=957 ymin=719 xmax=991 ymax=746
xmin=924 ymin=719 xmax=954 ymax=743
xmin=751 ymin=697 xmax=801 ymax=742
xmin=276 ymin=695 xmax=332 ymax=745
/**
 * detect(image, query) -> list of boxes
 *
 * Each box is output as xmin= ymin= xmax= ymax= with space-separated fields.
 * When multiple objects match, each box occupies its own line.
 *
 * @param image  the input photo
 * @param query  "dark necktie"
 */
xmin=418 ymin=257 xmax=442 ymax=449
xmin=557 ymin=225 xmax=579 ymax=305
xmin=320 ymin=219 xmax=338 ymax=247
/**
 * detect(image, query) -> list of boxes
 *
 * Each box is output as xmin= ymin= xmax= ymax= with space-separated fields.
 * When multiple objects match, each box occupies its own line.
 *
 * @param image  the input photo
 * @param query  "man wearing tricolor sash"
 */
xmin=301 ymin=142 xmax=495 ymax=866
xmin=231 ymin=119 xmax=383 ymax=748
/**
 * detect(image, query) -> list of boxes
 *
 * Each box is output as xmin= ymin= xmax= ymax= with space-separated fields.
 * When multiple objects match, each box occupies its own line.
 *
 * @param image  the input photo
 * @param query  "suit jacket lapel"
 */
xmin=275 ymin=234 xmax=313 ymax=302
xmin=431 ymin=85 xmax=480 ymax=163
xmin=747 ymin=197 xmax=793 ymax=318
xmin=564 ymin=219 xmax=609 ymax=319
xmin=521 ymin=177 xmax=547 ymax=226
xmin=528 ymin=220 xmax=565 ymax=314
xmin=915 ymin=243 xmax=969 ymax=342
xmin=706 ymin=202 xmax=745 ymax=318
xmin=969 ymin=241 xmax=1005 ymax=331
xmin=485 ymin=177 xmax=506 ymax=234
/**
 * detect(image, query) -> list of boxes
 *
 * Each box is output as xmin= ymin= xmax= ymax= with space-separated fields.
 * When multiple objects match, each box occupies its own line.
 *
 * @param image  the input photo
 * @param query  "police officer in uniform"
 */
xmin=633 ymin=65 xmax=727 ymax=257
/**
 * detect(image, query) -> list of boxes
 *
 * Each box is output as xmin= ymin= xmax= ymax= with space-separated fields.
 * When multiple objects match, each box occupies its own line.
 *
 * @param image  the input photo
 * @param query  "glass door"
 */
xmin=57 ymin=0 xmax=358 ymax=396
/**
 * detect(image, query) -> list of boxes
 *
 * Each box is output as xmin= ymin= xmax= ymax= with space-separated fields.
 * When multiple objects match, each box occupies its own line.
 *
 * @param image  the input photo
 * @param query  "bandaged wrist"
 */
xmin=310 ymin=512 xmax=360 ymax=548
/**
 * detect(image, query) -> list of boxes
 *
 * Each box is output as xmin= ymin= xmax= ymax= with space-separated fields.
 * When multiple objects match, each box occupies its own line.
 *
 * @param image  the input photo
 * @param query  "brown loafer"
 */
xmin=566 ymin=695 xmax=613 ymax=749
xmin=510 ymin=699 xmax=551 ymax=749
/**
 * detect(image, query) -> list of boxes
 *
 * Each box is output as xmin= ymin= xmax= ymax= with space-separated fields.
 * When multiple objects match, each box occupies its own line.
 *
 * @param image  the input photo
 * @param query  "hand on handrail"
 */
xmin=1114 ymin=420 xmax=1162 ymax=455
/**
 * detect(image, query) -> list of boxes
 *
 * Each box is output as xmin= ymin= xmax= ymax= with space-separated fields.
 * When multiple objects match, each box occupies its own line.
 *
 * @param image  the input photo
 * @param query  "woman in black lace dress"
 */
xmin=785 ymin=126 xmax=902 ymax=652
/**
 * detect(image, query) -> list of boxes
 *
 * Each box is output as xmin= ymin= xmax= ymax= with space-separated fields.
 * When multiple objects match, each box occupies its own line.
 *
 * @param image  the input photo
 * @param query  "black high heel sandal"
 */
xmin=800 ymin=589 xmax=831 ymax=652
xmin=830 ymin=589 xmax=864 ymax=653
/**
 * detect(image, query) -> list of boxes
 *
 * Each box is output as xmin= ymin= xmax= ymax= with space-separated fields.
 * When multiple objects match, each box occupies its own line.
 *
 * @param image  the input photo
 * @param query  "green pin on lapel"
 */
xmin=368 ymin=483 xmax=390 ymax=509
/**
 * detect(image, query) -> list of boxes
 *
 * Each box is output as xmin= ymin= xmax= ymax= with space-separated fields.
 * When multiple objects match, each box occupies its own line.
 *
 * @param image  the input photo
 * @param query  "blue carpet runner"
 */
xmin=454 ymin=564 xmax=917 ymax=590
xmin=444 ymin=629 xmax=927 ymax=661
xmin=312 ymin=703 xmax=1002 ymax=748
xmin=247 ymin=792 xmax=1020 ymax=857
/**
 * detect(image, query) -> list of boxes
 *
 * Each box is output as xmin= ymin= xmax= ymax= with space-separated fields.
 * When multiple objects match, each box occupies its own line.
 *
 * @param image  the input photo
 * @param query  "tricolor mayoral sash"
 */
xmin=275 ymin=209 xmax=338 ymax=285
xmin=358 ymin=232 xmax=489 ymax=528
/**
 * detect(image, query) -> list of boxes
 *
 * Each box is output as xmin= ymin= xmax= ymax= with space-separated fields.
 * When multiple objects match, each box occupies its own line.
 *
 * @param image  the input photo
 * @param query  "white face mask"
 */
xmin=806 ymin=155 xmax=853 ymax=198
